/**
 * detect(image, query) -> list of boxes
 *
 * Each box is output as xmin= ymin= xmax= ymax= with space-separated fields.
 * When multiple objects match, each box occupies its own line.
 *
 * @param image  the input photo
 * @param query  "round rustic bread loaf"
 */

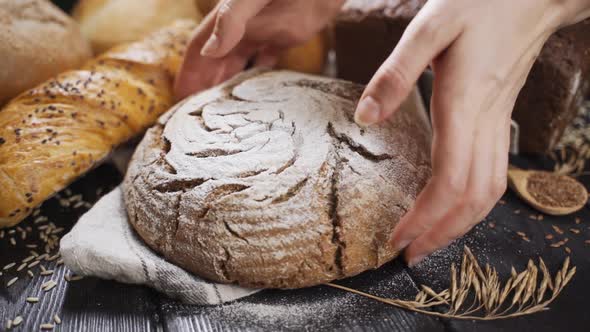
xmin=0 ymin=0 xmax=91 ymax=105
xmin=123 ymin=70 xmax=432 ymax=288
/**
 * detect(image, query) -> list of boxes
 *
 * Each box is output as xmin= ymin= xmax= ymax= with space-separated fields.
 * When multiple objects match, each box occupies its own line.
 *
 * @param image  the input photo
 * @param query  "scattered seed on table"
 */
xmin=66 ymin=274 xmax=84 ymax=282
xmin=522 ymin=236 xmax=531 ymax=242
xmin=517 ymin=231 xmax=526 ymax=237
xmin=538 ymin=215 xmax=544 ymax=220
xmin=51 ymin=228 xmax=64 ymax=235
xmin=26 ymin=297 xmax=39 ymax=303
xmin=488 ymin=222 xmax=496 ymax=228
xmin=545 ymin=234 xmax=554 ymax=240
xmin=6 ymin=277 xmax=18 ymax=287
xmin=28 ymin=261 xmax=40 ymax=268
xmin=575 ymin=217 xmax=581 ymax=224
xmin=570 ymin=228 xmax=581 ymax=234
xmin=27 ymin=270 xmax=34 ymax=277
xmin=16 ymin=263 xmax=27 ymax=272
xmin=514 ymin=209 xmax=521 ymax=215
xmin=3 ymin=262 xmax=16 ymax=270
xmin=499 ymin=199 xmax=506 ymax=205
xmin=46 ymin=254 xmax=60 ymax=262
xmin=552 ymin=225 xmax=564 ymax=235
xmin=22 ymin=255 xmax=35 ymax=263
xmin=40 ymin=323 xmax=54 ymax=330
xmin=53 ymin=314 xmax=61 ymax=325
xmin=12 ymin=316 xmax=22 ymax=326
xmin=25 ymin=244 xmax=37 ymax=249
xmin=6 ymin=319 xmax=12 ymax=330
xmin=10 ymin=238 xmax=15 ymax=246
xmin=40 ymin=270 xmax=54 ymax=276
xmin=565 ymin=247 xmax=572 ymax=254
xmin=42 ymin=280 xmax=57 ymax=291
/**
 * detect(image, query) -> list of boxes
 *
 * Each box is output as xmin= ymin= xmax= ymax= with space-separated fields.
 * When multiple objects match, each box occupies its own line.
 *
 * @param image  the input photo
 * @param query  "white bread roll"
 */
xmin=73 ymin=0 xmax=202 ymax=54
xmin=0 ymin=0 xmax=92 ymax=105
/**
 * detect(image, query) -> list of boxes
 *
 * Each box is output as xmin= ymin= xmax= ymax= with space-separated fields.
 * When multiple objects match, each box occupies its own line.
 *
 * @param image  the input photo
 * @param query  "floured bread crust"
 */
xmin=123 ymin=70 xmax=431 ymax=288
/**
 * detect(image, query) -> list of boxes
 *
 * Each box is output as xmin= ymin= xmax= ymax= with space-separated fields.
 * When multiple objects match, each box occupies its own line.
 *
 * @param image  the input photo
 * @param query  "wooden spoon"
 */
xmin=507 ymin=166 xmax=588 ymax=216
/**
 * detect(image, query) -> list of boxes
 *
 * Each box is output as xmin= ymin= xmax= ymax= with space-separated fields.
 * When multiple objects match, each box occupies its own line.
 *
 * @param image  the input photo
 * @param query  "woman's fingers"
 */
xmin=354 ymin=1 xmax=463 ymax=126
xmin=399 ymin=38 xmax=523 ymax=265
xmin=174 ymin=7 xmax=262 ymax=100
xmin=174 ymin=12 xmax=218 ymax=98
xmin=201 ymin=0 xmax=272 ymax=57
xmin=403 ymin=113 xmax=511 ymax=266
xmin=388 ymin=74 xmax=476 ymax=254
xmin=175 ymin=0 xmax=270 ymax=98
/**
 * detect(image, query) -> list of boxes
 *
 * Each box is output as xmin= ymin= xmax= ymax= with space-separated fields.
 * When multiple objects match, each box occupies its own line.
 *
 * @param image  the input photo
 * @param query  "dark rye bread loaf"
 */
xmin=123 ymin=70 xmax=432 ymax=288
xmin=513 ymin=20 xmax=590 ymax=154
xmin=335 ymin=0 xmax=590 ymax=154
xmin=335 ymin=0 xmax=426 ymax=84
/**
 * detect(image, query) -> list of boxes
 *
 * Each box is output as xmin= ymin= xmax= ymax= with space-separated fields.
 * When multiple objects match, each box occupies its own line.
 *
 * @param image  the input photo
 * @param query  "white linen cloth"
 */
xmin=60 ymin=187 xmax=259 ymax=305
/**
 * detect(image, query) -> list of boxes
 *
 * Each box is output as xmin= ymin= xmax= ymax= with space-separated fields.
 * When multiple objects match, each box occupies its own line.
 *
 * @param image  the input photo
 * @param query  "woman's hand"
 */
xmin=175 ymin=0 xmax=590 ymax=268
xmin=356 ymin=0 xmax=588 ymax=266
xmin=174 ymin=0 xmax=344 ymax=99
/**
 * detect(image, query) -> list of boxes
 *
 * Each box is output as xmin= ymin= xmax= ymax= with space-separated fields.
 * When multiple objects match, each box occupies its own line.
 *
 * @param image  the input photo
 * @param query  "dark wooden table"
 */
xmin=1 ymin=2 xmax=588 ymax=330
xmin=1 ymin=155 xmax=589 ymax=332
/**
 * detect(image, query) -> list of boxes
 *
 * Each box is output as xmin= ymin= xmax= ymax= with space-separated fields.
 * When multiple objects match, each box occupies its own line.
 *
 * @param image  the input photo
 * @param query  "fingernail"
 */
xmin=201 ymin=33 xmax=220 ymax=56
xmin=408 ymin=254 xmax=426 ymax=267
xmin=354 ymin=96 xmax=381 ymax=127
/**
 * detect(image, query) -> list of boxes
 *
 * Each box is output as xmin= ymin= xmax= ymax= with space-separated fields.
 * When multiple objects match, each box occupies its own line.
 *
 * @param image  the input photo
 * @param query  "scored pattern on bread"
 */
xmin=123 ymin=70 xmax=432 ymax=288
xmin=0 ymin=20 xmax=197 ymax=227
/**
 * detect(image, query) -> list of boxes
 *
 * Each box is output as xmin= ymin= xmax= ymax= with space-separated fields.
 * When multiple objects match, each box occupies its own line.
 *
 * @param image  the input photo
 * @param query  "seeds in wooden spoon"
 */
xmin=526 ymin=171 xmax=587 ymax=209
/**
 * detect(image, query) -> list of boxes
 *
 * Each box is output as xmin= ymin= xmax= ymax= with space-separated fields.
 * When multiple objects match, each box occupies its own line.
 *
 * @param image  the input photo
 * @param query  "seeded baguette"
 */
xmin=0 ymin=20 xmax=196 ymax=228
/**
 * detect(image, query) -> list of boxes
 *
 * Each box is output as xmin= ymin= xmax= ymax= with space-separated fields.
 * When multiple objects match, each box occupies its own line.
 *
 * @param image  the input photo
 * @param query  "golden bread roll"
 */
xmin=0 ymin=20 xmax=197 ymax=228
xmin=277 ymin=32 xmax=329 ymax=75
xmin=73 ymin=0 xmax=202 ymax=54
xmin=0 ymin=0 xmax=92 ymax=105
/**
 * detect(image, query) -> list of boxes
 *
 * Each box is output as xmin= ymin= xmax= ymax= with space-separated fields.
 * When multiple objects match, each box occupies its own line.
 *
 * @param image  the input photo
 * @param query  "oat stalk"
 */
xmin=552 ymin=139 xmax=590 ymax=176
xmin=327 ymin=246 xmax=575 ymax=321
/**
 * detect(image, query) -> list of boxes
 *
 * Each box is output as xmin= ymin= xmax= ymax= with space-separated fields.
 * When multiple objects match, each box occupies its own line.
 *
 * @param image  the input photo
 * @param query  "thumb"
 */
xmin=355 ymin=3 xmax=461 ymax=126
xmin=201 ymin=0 xmax=272 ymax=57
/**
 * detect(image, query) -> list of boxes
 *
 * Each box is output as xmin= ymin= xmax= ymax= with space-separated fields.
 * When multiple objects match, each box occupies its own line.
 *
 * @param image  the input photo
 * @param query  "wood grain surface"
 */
xmin=1 ymin=152 xmax=589 ymax=332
